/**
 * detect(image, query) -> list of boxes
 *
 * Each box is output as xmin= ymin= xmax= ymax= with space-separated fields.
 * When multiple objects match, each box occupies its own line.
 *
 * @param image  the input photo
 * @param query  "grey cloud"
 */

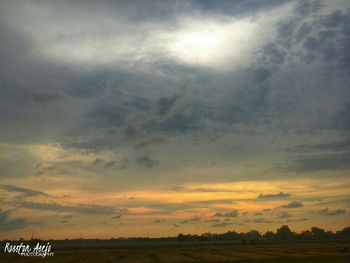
xmin=2 ymin=0 xmax=350 ymax=196
xmin=20 ymin=201 xmax=118 ymax=215
xmin=282 ymin=201 xmax=303 ymax=209
xmin=336 ymin=102 xmax=350 ymax=131
xmin=31 ymin=93 xmax=61 ymax=105
xmin=192 ymin=0 xmax=292 ymax=17
xmin=134 ymin=137 xmax=165 ymax=148
xmin=145 ymin=113 xmax=201 ymax=133
xmin=253 ymin=218 xmax=273 ymax=223
xmin=147 ymin=199 xmax=235 ymax=212
xmin=1 ymin=184 xmax=50 ymax=198
xmin=135 ymin=155 xmax=157 ymax=168
xmin=295 ymin=0 xmax=324 ymax=17
xmin=210 ymin=222 xmax=231 ymax=228
xmin=156 ymin=95 xmax=181 ymax=117
xmin=284 ymin=152 xmax=350 ymax=172
xmin=93 ymin=158 xmax=104 ymax=165
xmin=319 ymin=208 xmax=346 ymax=216
xmin=215 ymin=210 xmax=239 ymax=218
xmin=287 ymin=140 xmax=350 ymax=153
xmin=258 ymin=192 xmax=290 ymax=199
xmin=320 ymin=10 xmax=350 ymax=28
xmin=278 ymin=212 xmax=292 ymax=218
xmin=105 ymin=161 xmax=116 ymax=168
xmin=0 ymin=210 xmax=40 ymax=231
xmin=287 ymin=218 xmax=308 ymax=222
xmin=111 ymin=214 xmax=122 ymax=219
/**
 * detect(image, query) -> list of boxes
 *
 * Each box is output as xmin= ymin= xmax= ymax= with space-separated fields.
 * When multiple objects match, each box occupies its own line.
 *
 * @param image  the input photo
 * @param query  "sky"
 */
xmin=1 ymin=0 xmax=350 ymax=239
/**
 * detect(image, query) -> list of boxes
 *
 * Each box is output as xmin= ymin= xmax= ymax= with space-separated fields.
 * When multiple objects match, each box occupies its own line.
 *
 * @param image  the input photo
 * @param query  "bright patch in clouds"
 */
xmin=169 ymin=19 xmax=256 ymax=68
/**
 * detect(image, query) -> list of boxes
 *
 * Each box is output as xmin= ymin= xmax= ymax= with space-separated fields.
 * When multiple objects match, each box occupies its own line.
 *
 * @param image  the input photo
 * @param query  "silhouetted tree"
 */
xmin=311 ymin=227 xmax=326 ymax=239
xmin=263 ymin=231 xmax=275 ymax=240
xmin=276 ymin=225 xmax=293 ymax=240
xmin=300 ymin=230 xmax=313 ymax=240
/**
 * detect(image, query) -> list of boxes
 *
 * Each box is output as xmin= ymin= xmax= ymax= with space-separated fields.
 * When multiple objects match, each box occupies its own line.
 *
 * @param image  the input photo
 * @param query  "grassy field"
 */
xmin=1 ymin=240 xmax=349 ymax=263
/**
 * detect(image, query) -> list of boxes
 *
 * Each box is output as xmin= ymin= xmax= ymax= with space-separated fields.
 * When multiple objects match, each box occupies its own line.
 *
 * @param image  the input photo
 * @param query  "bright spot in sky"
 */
xmin=168 ymin=19 xmax=257 ymax=68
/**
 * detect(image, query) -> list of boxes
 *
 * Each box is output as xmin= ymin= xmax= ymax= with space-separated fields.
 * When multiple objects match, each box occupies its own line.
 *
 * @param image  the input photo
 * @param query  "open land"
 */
xmin=1 ymin=240 xmax=349 ymax=263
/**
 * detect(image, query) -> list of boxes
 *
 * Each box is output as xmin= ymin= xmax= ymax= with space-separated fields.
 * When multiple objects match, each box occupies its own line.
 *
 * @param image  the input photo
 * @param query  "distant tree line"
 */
xmin=176 ymin=225 xmax=350 ymax=242
xmin=3 ymin=225 xmax=350 ymax=243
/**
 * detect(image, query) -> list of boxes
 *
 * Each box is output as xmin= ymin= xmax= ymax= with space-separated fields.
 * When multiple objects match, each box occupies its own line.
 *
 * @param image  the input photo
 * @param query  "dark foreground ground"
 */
xmin=1 ymin=240 xmax=349 ymax=263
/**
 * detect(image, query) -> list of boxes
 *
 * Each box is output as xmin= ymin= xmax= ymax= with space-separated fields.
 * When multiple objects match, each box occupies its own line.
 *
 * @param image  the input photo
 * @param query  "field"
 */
xmin=1 ymin=240 xmax=349 ymax=263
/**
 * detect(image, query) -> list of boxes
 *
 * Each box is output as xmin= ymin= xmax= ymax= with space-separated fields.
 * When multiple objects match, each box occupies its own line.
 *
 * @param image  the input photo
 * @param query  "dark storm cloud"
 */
xmin=319 ymin=208 xmax=346 ymax=216
xmin=0 ymin=185 xmax=50 ymax=198
xmin=281 ymin=201 xmax=303 ymax=209
xmin=19 ymin=202 xmax=119 ymax=215
xmin=1 ymin=0 xmax=350 ymax=189
xmin=258 ymin=192 xmax=290 ymax=199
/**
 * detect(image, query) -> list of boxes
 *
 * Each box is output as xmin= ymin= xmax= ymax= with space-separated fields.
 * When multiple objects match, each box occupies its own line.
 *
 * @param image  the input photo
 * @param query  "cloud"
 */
xmin=287 ymin=140 xmax=350 ymax=153
xmin=105 ymin=161 xmax=116 ymax=168
xmin=282 ymin=201 xmax=303 ymax=209
xmin=0 ymin=210 xmax=40 ymax=231
xmin=111 ymin=214 xmax=122 ymax=219
xmin=253 ymin=218 xmax=273 ymax=223
xmin=278 ymin=212 xmax=292 ymax=218
xmin=283 ymin=152 xmax=350 ymax=172
xmin=211 ymin=222 xmax=231 ymax=228
xmin=319 ymin=208 xmax=346 ymax=216
xmin=93 ymin=158 xmax=104 ymax=165
xmin=19 ymin=202 xmax=119 ymax=215
xmin=215 ymin=210 xmax=239 ymax=218
xmin=134 ymin=137 xmax=165 ymax=148
xmin=286 ymin=218 xmax=308 ymax=222
xmin=258 ymin=192 xmax=290 ymax=199
xmin=0 ymin=185 xmax=50 ymax=198
xmin=135 ymin=155 xmax=158 ymax=168
xmin=156 ymin=95 xmax=181 ymax=117
xmin=31 ymin=93 xmax=61 ymax=105
xmin=1 ymin=0 xmax=350 ymax=237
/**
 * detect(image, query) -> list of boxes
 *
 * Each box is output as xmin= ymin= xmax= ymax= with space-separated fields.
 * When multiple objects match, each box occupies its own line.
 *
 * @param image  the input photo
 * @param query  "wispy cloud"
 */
xmin=215 ymin=210 xmax=239 ymax=218
xmin=319 ymin=208 xmax=346 ymax=216
xmin=281 ymin=202 xmax=303 ymax=209
xmin=258 ymin=192 xmax=290 ymax=199
xmin=1 ymin=185 xmax=51 ymax=198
